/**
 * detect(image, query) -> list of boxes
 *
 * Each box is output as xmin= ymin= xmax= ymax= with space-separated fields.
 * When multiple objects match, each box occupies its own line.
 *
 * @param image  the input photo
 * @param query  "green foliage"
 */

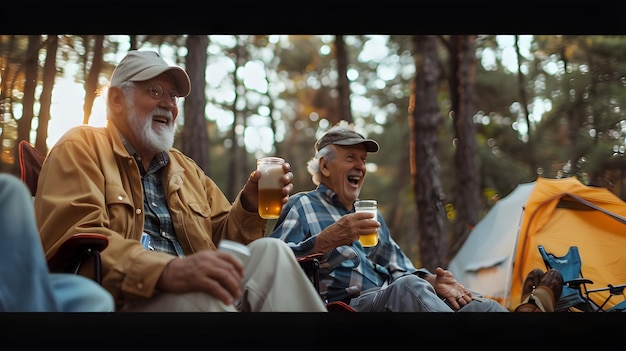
xmin=5 ymin=34 xmax=626 ymax=266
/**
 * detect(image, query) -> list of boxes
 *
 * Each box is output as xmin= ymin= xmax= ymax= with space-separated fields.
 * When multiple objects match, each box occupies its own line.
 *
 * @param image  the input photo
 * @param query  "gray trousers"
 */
xmin=122 ymin=238 xmax=328 ymax=312
xmin=348 ymin=274 xmax=508 ymax=312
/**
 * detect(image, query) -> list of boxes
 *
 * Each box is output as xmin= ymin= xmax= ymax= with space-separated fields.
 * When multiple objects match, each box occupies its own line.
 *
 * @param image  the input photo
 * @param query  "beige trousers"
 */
xmin=121 ymin=238 xmax=328 ymax=312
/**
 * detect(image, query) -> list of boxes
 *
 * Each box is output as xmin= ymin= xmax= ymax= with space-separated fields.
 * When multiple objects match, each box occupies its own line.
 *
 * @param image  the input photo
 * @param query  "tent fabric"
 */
xmin=448 ymin=176 xmax=626 ymax=311
xmin=447 ymin=181 xmax=534 ymax=308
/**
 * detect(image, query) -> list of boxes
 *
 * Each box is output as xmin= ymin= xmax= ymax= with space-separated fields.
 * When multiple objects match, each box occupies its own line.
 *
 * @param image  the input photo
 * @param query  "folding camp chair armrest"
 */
xmin=47 ymin=233 xmax=109 ymax=284
xmin=565 ymin=278 xmax=594 ymax=289
xmin=296 ymin=252 xmax=324 ymax=262
xmin=587 ymin=283 xmax=626 ymax=295
xmin=608 ymin=284 xmax=626 ymax=296
xmin=297 ymin=252 xmax=323 ymax=293
xmin=326 ymin=300 xmax=355 ymax=312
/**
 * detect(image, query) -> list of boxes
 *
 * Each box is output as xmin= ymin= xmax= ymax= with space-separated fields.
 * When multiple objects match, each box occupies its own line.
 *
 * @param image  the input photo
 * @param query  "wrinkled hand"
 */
xmin=240 ymin=162 xmax=294 ymax=213
xmin=157 ymin=250 xmax=245 ymax=306
xmin=434 ymin=267 xmax=473 ymax=310
xmin=314 ymin=212 xmax=380 ymax=252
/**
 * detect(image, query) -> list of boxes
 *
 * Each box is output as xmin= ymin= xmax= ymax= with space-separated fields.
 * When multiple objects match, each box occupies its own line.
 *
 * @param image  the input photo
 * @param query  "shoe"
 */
xmin=515 ymin=268 xmax=563 ymax=312
xmin=539 ymin=269 xmax=563 ymax=297
xmin=515 ymin=268 xmax=546 ymax=312
xmin=514 ymin=302 xmax=543 ymax=312
xmin=521 ymin=268 xmax=544 ymax=303
xmin=532 ymin=269 xmax=563 ymax=312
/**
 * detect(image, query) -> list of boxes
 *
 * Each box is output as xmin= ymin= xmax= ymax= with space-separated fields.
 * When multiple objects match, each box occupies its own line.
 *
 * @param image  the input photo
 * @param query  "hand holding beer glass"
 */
xmin=354 ymin=200 xmax=379 ymax=247
xmin=257 ymin=156 xmax=286 ymax=219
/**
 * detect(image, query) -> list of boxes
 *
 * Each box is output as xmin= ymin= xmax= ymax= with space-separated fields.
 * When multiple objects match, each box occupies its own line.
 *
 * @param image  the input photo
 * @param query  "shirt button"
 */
xmin=136 ymin=209 xmax=142 ymax=215
xmin=152 ymin=202 xmax=157 ymax=207
xmin=117 ymin=195 xmax=123 ymax=201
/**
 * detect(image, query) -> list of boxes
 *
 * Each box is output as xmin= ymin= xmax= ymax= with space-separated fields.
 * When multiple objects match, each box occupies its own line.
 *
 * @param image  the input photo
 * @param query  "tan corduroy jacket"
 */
xmin=34 ymin=123 xmax=266 ymax=308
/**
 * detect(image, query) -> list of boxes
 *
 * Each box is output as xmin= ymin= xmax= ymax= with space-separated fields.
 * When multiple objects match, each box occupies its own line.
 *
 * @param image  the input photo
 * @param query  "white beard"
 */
xmin=128 ymin=105 xmax=175 ymax=153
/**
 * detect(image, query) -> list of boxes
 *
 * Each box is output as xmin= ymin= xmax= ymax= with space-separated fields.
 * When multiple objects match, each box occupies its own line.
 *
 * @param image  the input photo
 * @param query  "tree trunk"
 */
xmin=334 ymin=35 xmax=352 ymax=124
xmin=514 ymin=35 xmax=536 ymax=173
xmin=82 ymin=35 xmax=104 ymax=125
xmin=17 ymin=35 xmax=40 ymax=145
xmin=409 ymin=35 xmax=447 ymax=271
xmin=447 ymin=35 xmax=481 ymax=260
xmin=0 ymin=35 xmax=17 ymax=106
xmin=0 ymin=36 xmax=18 ymax=173
xmin=182 ymin=35 xmax=210 ymax=174
xmin=227 ymin=39 xmax=249 ymax=201
xmin=36 ymin=35 xmax=58 ymax=155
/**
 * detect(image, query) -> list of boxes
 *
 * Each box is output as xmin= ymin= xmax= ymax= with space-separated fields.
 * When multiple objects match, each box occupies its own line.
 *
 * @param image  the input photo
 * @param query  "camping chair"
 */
xmin=296 ymin=253 xmax=355 ymax=312
xmin=18 ymin=140 xmax=108 ymax=285
xmin=538 ymin=245 xmax=595 ymax=312
xmin=538 ymin=245 xmax=626 ymax=312
xmin=297 ymin=252 xmax=322 ymax=295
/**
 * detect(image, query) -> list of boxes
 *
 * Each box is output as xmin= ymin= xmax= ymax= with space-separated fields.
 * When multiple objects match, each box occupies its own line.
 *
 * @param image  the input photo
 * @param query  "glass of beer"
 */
xmin=354 ymin=200 xmax=379 ymax=247
xmin=257 ymin=156 xmax=285 ymax=219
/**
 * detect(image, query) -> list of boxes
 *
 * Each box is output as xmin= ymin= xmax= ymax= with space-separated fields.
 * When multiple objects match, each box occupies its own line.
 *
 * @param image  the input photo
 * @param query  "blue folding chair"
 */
xmin=538 ymin=245 xmax=595 ymax=311
xmin=538 ymin=245 xmax=626 ymax=312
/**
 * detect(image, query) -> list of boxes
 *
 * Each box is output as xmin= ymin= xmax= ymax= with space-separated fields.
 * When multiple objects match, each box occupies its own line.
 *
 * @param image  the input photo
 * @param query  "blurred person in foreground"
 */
xmin=269 ymin=121 xmax=561 ymax=312
xmin=33 ymin=50 xmax=326 ymax=312
xmin=0 ymin=173 xmax=114 ymax=312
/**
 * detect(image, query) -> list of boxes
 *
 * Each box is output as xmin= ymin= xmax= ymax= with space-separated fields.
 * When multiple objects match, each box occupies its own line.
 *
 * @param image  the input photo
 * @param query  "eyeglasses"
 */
xmin=147 ymin=84 xmax=180 ymax=104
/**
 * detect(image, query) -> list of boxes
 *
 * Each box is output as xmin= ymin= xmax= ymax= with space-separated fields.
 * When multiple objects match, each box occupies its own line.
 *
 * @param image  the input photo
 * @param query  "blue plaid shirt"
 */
xmin=270 ymin=184 xmax=429 ymax=303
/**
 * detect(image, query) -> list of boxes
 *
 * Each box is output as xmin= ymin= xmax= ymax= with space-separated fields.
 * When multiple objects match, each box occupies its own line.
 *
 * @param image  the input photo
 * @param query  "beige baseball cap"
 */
xmin=110 ymin=50 xmax=191 ymax=97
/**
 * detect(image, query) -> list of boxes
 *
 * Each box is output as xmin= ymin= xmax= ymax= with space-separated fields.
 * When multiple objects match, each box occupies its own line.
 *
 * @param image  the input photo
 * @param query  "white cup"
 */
xmin=217 ymin=240 xmax=251 ymax=265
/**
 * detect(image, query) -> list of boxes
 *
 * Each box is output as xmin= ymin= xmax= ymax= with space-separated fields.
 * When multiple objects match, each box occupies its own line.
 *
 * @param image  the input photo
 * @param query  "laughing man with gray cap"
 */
xmin=270 ymin=121 xmax=508 ymax=312
xmin=34 ymin=50 xmax=327 ymax=312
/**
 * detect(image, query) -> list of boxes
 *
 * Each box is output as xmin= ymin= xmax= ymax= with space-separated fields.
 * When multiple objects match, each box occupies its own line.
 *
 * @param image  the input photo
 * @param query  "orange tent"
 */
xmin=449 ymin=176 xmax=626 ymax=311
xmin=510 ymin=176 xmax=626 ymax=310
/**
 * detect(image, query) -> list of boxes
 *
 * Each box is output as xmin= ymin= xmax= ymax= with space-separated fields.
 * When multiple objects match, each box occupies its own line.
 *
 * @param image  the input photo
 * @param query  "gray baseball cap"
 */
xmin=315 ymin=127 xmax=379 ymax=153
xmin=110 ymin=50 xmax=191 ymax=97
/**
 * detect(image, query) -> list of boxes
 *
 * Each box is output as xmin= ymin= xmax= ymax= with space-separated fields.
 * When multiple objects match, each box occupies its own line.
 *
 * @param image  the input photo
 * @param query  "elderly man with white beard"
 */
xmin=34 ymin=50 xmax=327 ymax=313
